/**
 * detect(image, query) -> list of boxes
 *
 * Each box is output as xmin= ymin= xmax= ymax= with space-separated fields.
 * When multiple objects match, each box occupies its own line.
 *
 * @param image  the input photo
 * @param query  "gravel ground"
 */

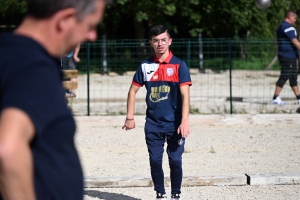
xmin=74 ymin=114 xmax=300 ymax=199
xmin=84 ymin=185 xmax=300 ymax=200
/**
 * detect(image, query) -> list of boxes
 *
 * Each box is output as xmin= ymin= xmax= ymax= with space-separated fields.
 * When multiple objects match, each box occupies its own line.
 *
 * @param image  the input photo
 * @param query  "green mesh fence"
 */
xmin=69 ymin=39 xmax=300 ymax=116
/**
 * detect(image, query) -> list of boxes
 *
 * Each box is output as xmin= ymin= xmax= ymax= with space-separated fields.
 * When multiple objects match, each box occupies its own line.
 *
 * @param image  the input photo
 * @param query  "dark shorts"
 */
xmin=276 ymin=56 xmax=298 ymax=87
xmin=62 ymin=57 xmax=76 ymax=70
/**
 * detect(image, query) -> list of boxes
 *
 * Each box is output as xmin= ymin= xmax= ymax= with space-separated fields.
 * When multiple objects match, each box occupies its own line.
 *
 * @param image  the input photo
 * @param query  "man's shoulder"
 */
xmin=0 ymin=33 xmax=54 ymax=66
xmin=169 ymin=54 xmax=185 ymax=65
xmin=0 ymin=32 xmax=33 ymax=47
xmin=280 ymin=21 xmax=294 ymax=30
xmin=140 ymin=56 xmax=155 ymax=65
xmin=0 ymin=32 xmax=47 ymax=53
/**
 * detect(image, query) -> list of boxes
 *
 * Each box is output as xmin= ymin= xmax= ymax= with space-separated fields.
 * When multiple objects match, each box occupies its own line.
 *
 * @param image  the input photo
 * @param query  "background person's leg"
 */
xmin=274 ymin=85 xmax=283 ymax=97
xmin=68 ymin=58 xmax=77 ymax=94
xmin=271 ymin=57 xmax=289 ymax=104
xmin=61 ymin=56 xmax=70 ymax=70
xmin=275 ymin=57 xmax=289 ymax=95
xmin=287 ymin=58 xmax=300 ymax=103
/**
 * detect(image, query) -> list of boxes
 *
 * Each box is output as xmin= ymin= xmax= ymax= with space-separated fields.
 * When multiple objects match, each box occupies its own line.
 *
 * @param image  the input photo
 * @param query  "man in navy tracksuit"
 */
xmin=123 ymin=25 xmax=192 ymax=200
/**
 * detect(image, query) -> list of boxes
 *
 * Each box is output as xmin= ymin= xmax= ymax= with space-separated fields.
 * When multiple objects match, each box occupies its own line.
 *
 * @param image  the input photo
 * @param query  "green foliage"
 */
xmin=1 ymin=0 xmax=300 ymax=39
xmin=103 ymin=0 xmax=300 ymax=39
xmin=136 ymin=11 xmax=148 ymax=21
xmin=116 ymin=0 xmax=128 ymax=5
xmin=0 ymin=0 xmax=27 ymax=17
xmin=163 ymin=4 xmax=176 ymax=16
xmin=189 ymin=28 xmax=203 ymax=37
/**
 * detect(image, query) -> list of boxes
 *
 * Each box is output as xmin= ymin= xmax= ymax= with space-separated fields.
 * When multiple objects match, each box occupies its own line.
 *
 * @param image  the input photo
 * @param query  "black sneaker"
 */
xmin=171 ymin=193 xmax=181 ymax=200
xmin=156 ymin=192 xmax=167 ymax=199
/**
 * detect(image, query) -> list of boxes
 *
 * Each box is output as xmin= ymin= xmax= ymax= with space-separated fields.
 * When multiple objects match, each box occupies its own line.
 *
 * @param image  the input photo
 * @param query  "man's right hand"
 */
xmin=73 ymin=56 xmax=80 ymax=62
xmin=122 ymin=118 xmax=135 ymax=131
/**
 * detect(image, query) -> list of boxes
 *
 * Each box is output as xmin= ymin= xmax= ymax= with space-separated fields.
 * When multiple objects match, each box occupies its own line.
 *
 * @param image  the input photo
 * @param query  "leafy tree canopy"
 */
xmin=104 ymin=0 xmax=300 ymax=39
xmin=0 ymin=0 xmax=27 ymax=17
xmin=1 ymin=0 xmax=300 ymax=39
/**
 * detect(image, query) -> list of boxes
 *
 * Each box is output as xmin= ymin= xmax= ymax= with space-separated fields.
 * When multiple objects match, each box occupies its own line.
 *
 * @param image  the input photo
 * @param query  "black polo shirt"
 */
xmin=0 ymin=33 xmax=83 ymax=200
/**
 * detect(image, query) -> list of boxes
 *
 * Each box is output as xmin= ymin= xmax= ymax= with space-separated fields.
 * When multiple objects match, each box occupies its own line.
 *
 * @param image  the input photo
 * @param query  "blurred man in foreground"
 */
xmin=0 ymin=0 xmax=106 ymax=199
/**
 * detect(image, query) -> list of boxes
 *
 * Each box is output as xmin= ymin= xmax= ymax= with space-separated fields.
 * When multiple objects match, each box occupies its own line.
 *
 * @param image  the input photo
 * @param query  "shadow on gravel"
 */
xmin=84 ymin=190 xmax=141 ymax=200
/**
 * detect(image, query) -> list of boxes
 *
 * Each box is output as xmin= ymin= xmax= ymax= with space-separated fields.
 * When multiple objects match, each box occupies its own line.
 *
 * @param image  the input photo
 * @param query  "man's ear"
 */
xmin=168 ymin=38 xmax=172 ymax=45
xmin=149 ymin=40 xmax=152 ymax=46
xmin=52 ymin=8 xmax=77 ymax=32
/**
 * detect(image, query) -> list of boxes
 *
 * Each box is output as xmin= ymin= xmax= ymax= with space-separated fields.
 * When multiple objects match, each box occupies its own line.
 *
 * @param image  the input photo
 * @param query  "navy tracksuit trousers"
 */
xmin=144 ymin=121 xmax=185 ymax=195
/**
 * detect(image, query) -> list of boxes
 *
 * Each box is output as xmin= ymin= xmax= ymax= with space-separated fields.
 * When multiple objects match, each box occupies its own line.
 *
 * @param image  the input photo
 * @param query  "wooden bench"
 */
xmin=62 ymin=70 xmax=78 ymax=98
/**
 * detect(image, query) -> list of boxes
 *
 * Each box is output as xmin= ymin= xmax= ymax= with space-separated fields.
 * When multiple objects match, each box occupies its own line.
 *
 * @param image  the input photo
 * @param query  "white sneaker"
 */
xmin=271 ymin=96 xmax=286 ymax=105
xmin=298 ymin=99 xmax=300 ymax=105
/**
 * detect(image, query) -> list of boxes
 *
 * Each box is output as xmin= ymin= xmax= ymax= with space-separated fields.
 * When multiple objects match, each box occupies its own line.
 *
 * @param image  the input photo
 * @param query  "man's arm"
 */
xmin=177 ymin=85 xmax=190 ymax=138
xmin=291 ymin=38 xmax=300 ymax=50
xmin=122 ymin=84 xmax=140 ymax=131
xmin=73 ymin=43 xmax=81 ymax=62
xmin=0 ymin=108 xmax=35 ymax=200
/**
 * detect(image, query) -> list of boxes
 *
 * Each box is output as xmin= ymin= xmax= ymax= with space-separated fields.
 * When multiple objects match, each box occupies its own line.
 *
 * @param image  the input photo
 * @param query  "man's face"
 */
xmin=288 ymin=13 xmax=297 ymax=24
xmin=149 ymin=31 xmax=172 ymax=55
xmin=64 ymin=0 xmax=105 ymax=53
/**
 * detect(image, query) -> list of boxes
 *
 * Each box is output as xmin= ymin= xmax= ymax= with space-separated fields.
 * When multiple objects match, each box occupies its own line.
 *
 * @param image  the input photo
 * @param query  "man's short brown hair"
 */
xmin=27 ymin=0 xmax=100 ymax=19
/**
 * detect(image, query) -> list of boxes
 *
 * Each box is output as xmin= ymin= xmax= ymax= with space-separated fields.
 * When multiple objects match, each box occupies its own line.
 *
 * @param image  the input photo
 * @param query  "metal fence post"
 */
xmin=229 ymin=39 xmax=233 ymax=114
xmin=102 ymin=35 xmax=107 ymax=74
xmin=86 ymin=42 xmax=90 ymax=116
xmin=199 ymin=33 xmax=204 ymax=73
